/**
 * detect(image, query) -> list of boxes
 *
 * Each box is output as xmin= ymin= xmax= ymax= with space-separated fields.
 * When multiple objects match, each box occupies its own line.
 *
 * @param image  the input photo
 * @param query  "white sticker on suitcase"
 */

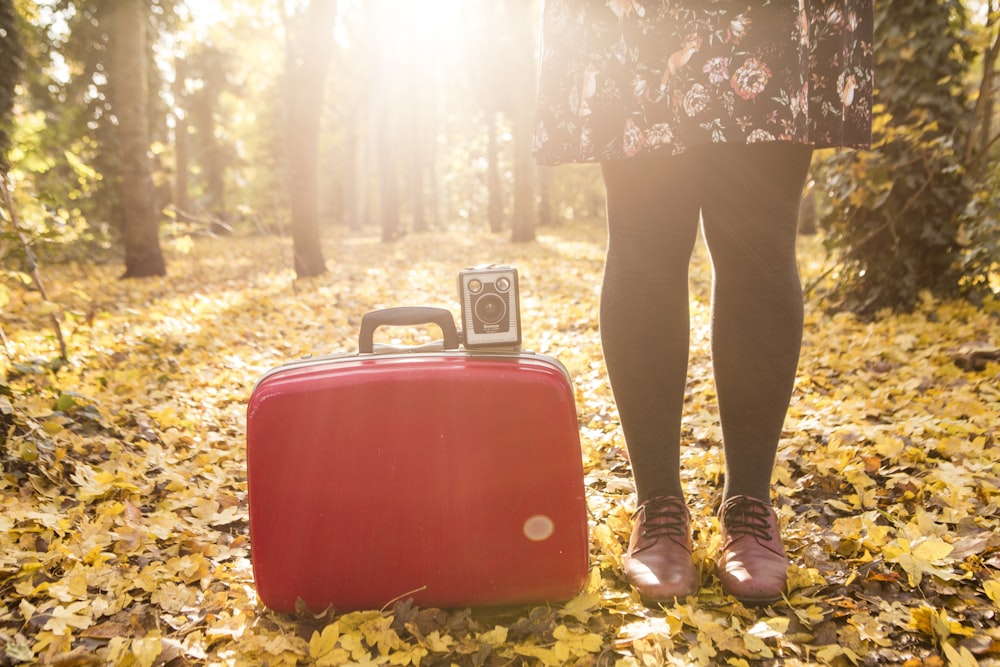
xmin=523 ymin=515 xmax=555 ymax=541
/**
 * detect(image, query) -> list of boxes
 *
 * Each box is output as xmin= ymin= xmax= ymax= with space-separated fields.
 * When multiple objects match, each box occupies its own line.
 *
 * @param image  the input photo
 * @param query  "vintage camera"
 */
xmin=458 ymin=265 xmax=521 ymax=349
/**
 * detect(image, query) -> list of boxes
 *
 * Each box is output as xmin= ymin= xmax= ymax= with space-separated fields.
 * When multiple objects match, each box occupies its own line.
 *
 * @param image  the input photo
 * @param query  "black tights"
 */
xmin=600 ymin=143 xmax=813 ymax=504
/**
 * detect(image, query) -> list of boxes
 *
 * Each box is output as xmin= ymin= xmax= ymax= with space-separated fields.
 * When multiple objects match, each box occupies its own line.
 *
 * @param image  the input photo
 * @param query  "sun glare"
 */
xmin=368 ymin=0 xmax=469 ymax=64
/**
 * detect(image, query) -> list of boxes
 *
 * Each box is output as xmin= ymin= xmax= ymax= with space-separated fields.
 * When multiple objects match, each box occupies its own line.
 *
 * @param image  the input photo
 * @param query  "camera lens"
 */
xmin=475 ymin=293 xmax=507 ymax=325
xmin=495 ymin=277 xmax=510 ymax=292
xmin=467 ymin=279 xmax=483 ymax=294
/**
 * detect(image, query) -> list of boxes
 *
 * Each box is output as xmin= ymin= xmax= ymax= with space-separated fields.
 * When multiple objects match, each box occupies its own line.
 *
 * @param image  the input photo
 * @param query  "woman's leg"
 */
xmin=699 ymin=142 xmax=812 ymax=604
xmin=601 ymin=152 xmax=705 ymax=601
xmin=600 ymin=153 xmax=703 ymax=502
xmin=699 ymin=142 xmax=813 ymax=503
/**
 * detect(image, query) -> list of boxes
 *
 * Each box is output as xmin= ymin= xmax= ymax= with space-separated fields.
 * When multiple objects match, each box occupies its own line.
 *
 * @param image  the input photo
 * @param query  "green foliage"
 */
xmin=817 ymin=0 xmax=978 ymax=314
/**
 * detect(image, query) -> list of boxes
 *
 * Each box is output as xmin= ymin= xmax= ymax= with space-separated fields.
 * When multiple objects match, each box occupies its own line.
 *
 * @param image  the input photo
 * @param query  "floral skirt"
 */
xmin=533 ymin=0 xmax=874 ymax=165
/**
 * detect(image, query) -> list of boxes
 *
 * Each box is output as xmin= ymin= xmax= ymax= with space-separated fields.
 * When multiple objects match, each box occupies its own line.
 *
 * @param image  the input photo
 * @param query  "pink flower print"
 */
xmin=746 ymin=128 xmax=776 ymax=143
xmin=824 ymin=5 xmax=844 ymax=31
xmin=632 ymin=74 xmax=649 ymax=101
xmin=646 ymin=122 xmax=675 ymax=147
xmin=731 ymin=57 xmax=771 ymax=100
xmin=622 ymin=118 xmax=646 ymax=157
xmin=704 ymin=57 xmax=731 ymax=85
xmin=683 ymin=83 xmax=710 ymax=117
xmin=608 ymin=0 xmax=645 ymax=20
xmin=728 ymin=14 xmax=751 ymax=43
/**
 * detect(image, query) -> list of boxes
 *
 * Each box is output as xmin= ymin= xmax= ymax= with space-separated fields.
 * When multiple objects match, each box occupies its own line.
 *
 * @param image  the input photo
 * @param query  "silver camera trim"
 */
xmin=458 ymin=265 xmax=521 ymax=349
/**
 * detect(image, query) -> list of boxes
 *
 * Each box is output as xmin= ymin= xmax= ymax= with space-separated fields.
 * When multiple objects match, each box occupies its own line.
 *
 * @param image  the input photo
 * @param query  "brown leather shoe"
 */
xmin=622 ymin=493 xmax=698 ymax=603
xmin=716 ymin=495 xmax=787 ymax=605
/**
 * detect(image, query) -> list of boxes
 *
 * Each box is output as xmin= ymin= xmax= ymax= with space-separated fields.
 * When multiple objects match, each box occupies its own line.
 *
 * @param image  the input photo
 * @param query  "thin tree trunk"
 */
xmin=173 ymin=58 xmax=190 ymax=222
xmin=380 ymin=129 xmax=401 ymax=242
xmin=425 ymin=80 xmax=441 ymax=230
xmin=110 ymin=0 xmax=166 ymax=278
xmin=966 ymin=1 xmax=1000 ymax=171
xmin=510 ymin=2 xmax=536 ymax=243
xmin=344 ymin=112 xmax=362 ymax=231
xmin=487 ymin=113 xmax=504 ymax=233
xmin=287 ymin=0 xmax=336 ymax=277
xmin=511 ymin=105 xmax=536 ymax=243
xmin=371 ymin=1 xmax=401 ymax=243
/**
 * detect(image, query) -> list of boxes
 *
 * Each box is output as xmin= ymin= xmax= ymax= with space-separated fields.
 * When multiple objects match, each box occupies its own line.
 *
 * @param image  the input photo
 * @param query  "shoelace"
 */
xmin=635 ymin=494 xmax=688 ymax=540
xmin=721 ymin=496 xmax=774 ymax=542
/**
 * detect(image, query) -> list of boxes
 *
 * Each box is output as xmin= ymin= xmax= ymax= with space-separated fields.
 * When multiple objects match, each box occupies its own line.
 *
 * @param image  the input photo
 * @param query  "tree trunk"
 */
xmin=287 ymin=0 xmax=336 ymax=277
xmin=344 ymin=114 xmax=362 ymax=231
xmin=487 ymin=113 xmax=504 ymax=233
xmin=201 ymin=49 xmax=229 ymax=233
xmin=410 ymin=109 xmax=427 ymax=232
xmin=379 ymin=130 xmax=401 ymax=242
xmin=172 ymin=58 xmax=190 ymax=222
xmin=972 ymin=4 xmax=999 ymax=170
xmin=425 ymin=98 xmax=441 ymax=231
xmin=510 ymin=106 xmax=536 ymax=243
xmin=371 ymin=1 xmax=401 ymax=243
xmin=109 ymin=0 xmax=166 ymax=278
xmin=509 ymin=1 xmax=536 ymax=243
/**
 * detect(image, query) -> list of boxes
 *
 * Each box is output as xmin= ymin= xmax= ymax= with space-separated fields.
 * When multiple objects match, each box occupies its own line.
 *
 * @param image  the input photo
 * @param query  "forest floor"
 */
xmin=1 ymin=220 xmax=999 ymax=667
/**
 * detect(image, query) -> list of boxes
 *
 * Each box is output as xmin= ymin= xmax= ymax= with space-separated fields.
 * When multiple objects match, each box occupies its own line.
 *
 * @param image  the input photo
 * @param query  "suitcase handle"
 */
xmin=359 ymin=307 xmax=460 ymax=354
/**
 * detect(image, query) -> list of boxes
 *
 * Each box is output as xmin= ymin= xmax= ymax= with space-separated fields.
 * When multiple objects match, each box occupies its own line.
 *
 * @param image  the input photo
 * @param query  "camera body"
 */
xmin=458 ymin=265 xmax=521 ymax=349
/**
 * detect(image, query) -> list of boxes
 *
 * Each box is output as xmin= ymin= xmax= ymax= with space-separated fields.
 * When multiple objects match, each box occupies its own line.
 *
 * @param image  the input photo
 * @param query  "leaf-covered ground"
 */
xmin=2 ymin=220 xmax=999 ymax=667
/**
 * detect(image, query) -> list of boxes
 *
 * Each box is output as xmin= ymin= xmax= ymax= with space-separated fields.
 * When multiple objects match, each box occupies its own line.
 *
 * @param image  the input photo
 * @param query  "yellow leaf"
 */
xmin=561 ymin=591 xmax=600 ymax=621
xmin=19 ymin=599 xmax=36 ymax=623
xmin=747 ymin=618 xmax=788 ymax=639
xmin=42 ymin=602 xmax=93 ymax=636
xmin=885 ymin=537 xmax=964 ymax=587
xmin=513 ymin=643 xmax=561 ymax=666
xmin=942 ymin=642 xmax=980 ymax=667
xmin=741 ymin=632 xmax=773 ymax=658
xmin=131 ymin=637 xmax=163 ymax=667
xmin=310 ymin=623 xmax=348 ymax=666
xmin=421 ymin=631 xmax=453 ymax=653
xmin=912 ymin=538 xmax=954 ymax=562
xmin=814 ymin=644 xmax=861 ymax=666
xmin=359 ymin=615 xmax=405 ymax=655
xmin=388 ymin=646 xmax=429 ymax=665
xmin=909 ymin=606 xmax=976 ymax=641
xmin=72 ymin=466 xmax=140 ymax=502
xmin=480 ymin=626 xmax=509 ymax=647
xmin=552 ymin=624 xmax=603 ymax=658
xmin=984 ymin=578 xmax=1000 ymax=609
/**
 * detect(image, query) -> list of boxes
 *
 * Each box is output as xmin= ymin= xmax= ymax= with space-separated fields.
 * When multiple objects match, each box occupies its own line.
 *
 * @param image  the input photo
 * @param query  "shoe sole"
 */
xmin=726 ymin=591 xmax=783 ymax=606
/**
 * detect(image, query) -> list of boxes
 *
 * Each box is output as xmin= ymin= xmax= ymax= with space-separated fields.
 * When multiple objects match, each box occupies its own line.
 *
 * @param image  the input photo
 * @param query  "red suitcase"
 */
xmin=246 ymin=307 xmax=589 ymax=613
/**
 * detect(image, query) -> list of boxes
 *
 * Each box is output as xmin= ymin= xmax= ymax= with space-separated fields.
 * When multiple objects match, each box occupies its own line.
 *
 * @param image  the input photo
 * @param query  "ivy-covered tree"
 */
xmin=818 ymin=0 xmax=975 ymax=314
